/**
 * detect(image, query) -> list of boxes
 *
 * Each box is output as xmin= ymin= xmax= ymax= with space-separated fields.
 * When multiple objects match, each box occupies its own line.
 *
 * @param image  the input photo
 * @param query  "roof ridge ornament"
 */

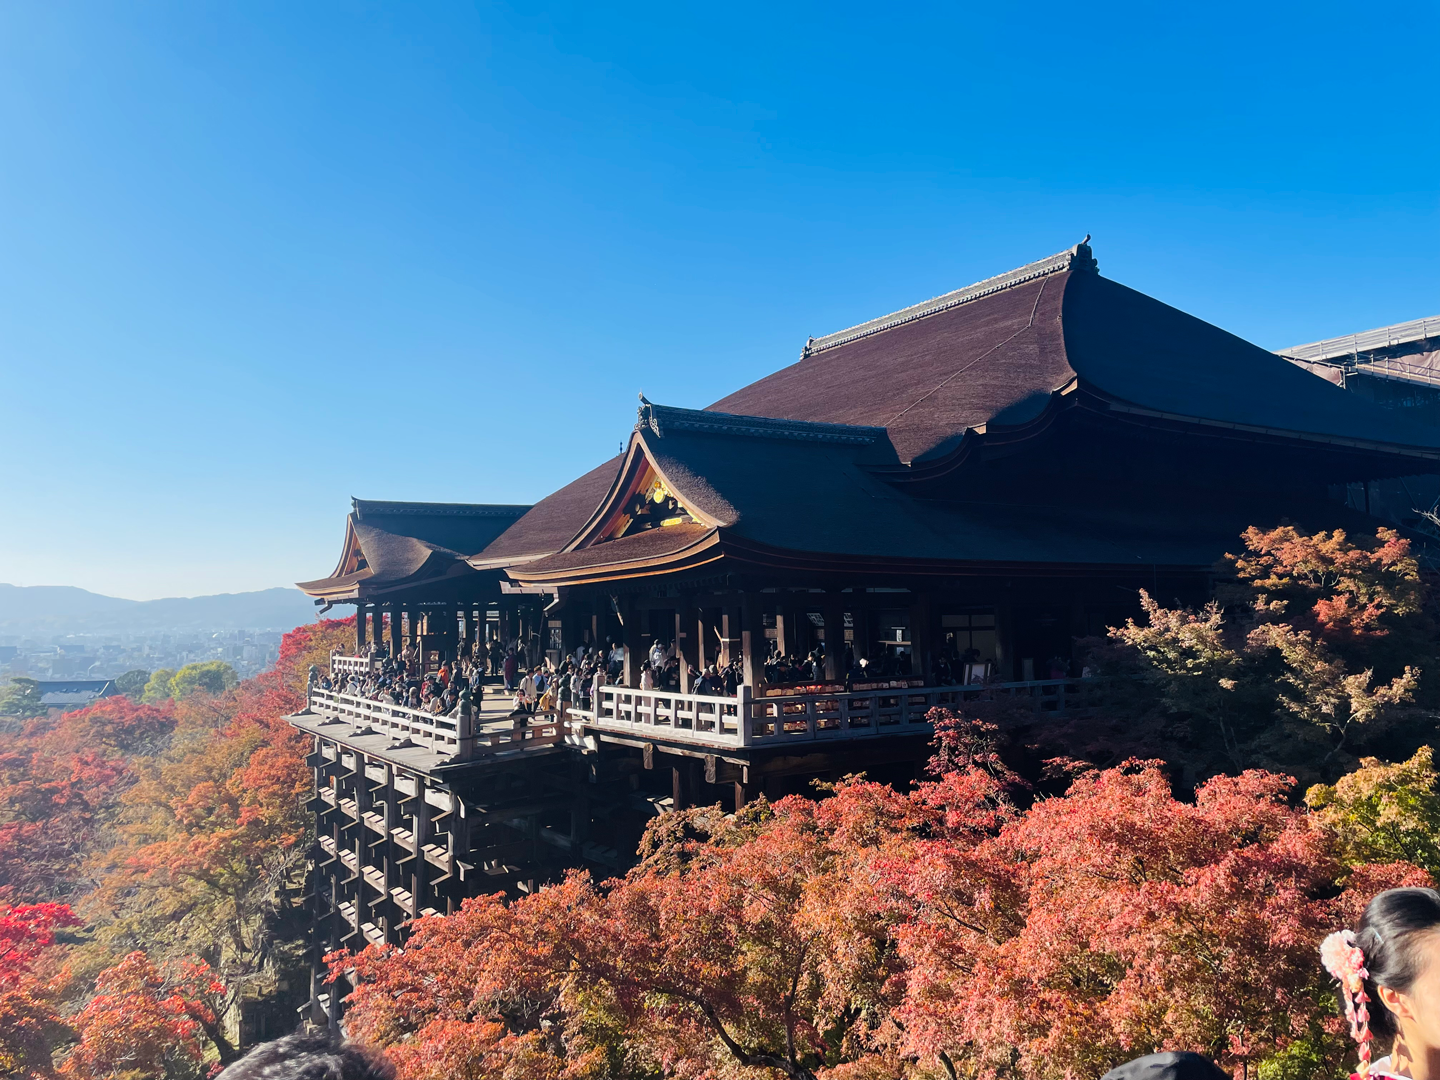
xmin=637 ymin=392 xmax=662 ymax=437
xmin=801 ymin=238 xmax=1099 ymax=359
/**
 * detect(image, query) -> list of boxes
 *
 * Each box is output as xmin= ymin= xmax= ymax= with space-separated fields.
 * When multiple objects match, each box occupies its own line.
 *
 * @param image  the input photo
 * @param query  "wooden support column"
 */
xmin=719 ymin=608 xmax=734 ymax=667
xmin=909 ymin=593 xmax=933 ymax=682
xmin=740 ymin=593 xmax=765 ymax=692
xmin=622 ymin=597 xmax=642 ymax=688
xmin=385 ymin=603 xmax=399 ymax=657
xmin=824 ymin=592 xmax=845 ymax=681
xmin=355 ymin=604 xmax=367 ymax=652
xmin=995 ymin=603 xmax=1015 ymax=682
xmin=411 ymin=781 xmax=432 ymax=912
xmin=676 ymin=598 xmax=697 ymax=693
xmin=774 ymin=603 xmax=788 ymax=659
xmin=672 ymin=765 xmax=686 ymax=811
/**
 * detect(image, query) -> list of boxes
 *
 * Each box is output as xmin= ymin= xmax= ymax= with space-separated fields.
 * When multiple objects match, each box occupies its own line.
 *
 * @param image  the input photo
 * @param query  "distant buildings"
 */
xmin=35 ymin=678 xmax=118 ymax=714
xmin=0 ymin=629 xmax=283 ymax=683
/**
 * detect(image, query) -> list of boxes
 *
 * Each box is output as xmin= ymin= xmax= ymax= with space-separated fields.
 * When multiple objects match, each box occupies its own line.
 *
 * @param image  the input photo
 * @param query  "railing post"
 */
xmin=455 ymin=698 xmax=474 ymax=762
xmin=737 ymin=684 xmax=753 ymax=747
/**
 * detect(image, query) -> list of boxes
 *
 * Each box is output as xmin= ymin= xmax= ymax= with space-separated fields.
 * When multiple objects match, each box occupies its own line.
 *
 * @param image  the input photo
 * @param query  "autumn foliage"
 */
xmin=0 ymin=616 xmax=356 ymax=1077
xmin=332 ymin=714 xmax=1438 ymax=1080
xmin=4 ymin=525 xmax=1440 ymax=1079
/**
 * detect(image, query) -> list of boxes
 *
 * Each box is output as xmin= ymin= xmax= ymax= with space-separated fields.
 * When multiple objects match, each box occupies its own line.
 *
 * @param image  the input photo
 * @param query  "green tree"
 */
xmin=0 ymin=678 xmax=44 ymax=719
xmin=168 ymin=662 xmax=238 ymax=700
xmin=113 ymin=670 xmax=150 ymax=700
xmin=1306 ymin=746 xmax=1440 ymax=874
xmin=140 ymin=670 xmax=176 ymax=705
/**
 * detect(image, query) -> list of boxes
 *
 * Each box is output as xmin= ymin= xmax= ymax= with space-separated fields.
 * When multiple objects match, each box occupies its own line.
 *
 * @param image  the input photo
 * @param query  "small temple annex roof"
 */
xmin=297 ymin=499 xmax=530 ymax=600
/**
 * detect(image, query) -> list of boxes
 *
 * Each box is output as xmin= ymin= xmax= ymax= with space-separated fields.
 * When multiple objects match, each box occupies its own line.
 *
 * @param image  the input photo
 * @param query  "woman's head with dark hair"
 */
xmin=216 ymin=1031 xmax=394 ymax=1080
xmin=1354 ymin=887 xmax=1440 ymax=1047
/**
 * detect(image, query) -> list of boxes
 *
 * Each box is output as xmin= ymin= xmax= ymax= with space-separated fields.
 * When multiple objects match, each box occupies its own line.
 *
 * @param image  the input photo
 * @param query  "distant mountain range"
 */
xmin=0 ymin=584 xmax=321 ymax=635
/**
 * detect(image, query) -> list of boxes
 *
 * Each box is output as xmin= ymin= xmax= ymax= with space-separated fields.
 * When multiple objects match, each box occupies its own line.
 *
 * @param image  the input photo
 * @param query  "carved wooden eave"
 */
xmin=562 ymin=421 xmax=733 ymax=553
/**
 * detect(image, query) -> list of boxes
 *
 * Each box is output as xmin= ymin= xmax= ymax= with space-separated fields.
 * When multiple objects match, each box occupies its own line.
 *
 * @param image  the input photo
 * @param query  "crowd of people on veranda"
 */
xmin=307 ymin=631 xmax=1088 ymax=727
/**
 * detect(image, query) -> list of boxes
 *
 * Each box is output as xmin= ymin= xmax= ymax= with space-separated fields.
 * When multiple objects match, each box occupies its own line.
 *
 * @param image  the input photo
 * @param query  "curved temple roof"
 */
xmin=473 ymin=241 xmax=1440 ymax=584
xmin=297 ymin=499 xmax=531 ymax=601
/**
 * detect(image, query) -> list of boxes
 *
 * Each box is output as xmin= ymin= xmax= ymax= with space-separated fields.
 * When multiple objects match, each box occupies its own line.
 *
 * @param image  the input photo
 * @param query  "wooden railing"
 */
xmin=330 ymin=653 xmax=380 ymax=678
xmin=305 ymin=688 xmax=563 ymax=761
xmin=571 ymin=677 xmax=1105 ymax=750
xmin=585 ymin=685 xmax=750 ymax=748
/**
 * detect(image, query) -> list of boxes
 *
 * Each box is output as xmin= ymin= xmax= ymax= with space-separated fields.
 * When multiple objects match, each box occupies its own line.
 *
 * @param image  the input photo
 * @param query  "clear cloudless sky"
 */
xmin=1 ymin=1 xmax=1437 ymax=599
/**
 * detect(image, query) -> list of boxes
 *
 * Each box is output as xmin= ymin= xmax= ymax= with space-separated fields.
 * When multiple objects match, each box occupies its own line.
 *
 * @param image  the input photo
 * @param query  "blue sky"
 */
xmin=1 ymin=1 xmax=1436 ymax=599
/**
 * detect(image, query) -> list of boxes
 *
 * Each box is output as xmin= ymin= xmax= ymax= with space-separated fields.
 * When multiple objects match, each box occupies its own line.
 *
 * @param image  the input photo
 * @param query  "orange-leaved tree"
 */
xmin=58 ymin=951 xmax=225 ymax=1080
xmin=0 ymin=902 xmax=81 ymax=1079
xmin=1110 ymin=526 xmax=1429 ymax=777
xmin=84 ymin=617 xmax=354 ymax=1060
xmin=336 ymin=783 xmax=921 ymax=1080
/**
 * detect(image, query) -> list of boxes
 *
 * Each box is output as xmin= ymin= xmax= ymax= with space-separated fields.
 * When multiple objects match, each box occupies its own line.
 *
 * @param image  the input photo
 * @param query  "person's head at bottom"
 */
xmin=215 ymin=1031 xmax=393 ymax=1080
xmin=1324 ymin=886 xmax=1440 ymax=1079
xmin=1099 ymin=1051 xmax=1227 ymax=1080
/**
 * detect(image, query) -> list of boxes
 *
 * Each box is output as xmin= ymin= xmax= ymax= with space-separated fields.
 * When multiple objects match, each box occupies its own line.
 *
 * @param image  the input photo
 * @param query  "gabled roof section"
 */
xmin=562 ymin=432 xmax=728 ymax=553
xmin=350 ymin=499 xmax=529 ymax=556
xmin=297 ymin=500 xmax=531 ymax=600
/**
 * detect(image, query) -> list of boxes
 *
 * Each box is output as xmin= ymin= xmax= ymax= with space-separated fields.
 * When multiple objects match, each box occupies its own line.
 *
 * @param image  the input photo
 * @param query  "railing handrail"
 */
xmin=574 ymin=675 xmax=1105 ymax=750
xmin=330 ymin=653 xmax=382 ymax=678
xmin=307 ymin=688 xmax=562 ymax=762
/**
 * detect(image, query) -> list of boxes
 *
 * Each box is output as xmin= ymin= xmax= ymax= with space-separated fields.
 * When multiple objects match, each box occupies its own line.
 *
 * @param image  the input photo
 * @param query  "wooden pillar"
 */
xmin=774 ymin=603 xmax=788 ymax=659
xmin=909 ymin=593 xmax=932 ymax=683
xmin=622 ymin=598 xmax=642 ymax=688
xmin=355 ymin=603 xmax=367 ymax=652
xmin=387 ymin=603 xmax=402 ymax=658
xmin=995 ymin=603 xmax=1015 ymax=682
xmin=672 ymin=765 xmax=685 ymax=811
xmin=695 ymin=606 xmax=710 ymax=672
xmin=824 ymin=592 xmax=845 ymax=681
xmin=740 ymin=593 xmax=765 ymax=691
xmin=411 ymin=781 xmax=432 ymax=911
xmin=720 ymin=608 xmax=734 ymax=667
xmin=733 ymin=780 xmax=749 ymax=811
xmin=676 ymin=599 xmax=697 ymax=693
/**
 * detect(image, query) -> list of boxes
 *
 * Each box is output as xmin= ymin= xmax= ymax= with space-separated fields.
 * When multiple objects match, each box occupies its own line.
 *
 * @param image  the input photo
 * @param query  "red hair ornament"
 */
xmin=1321 ymin=930 xmax=1375 ymax=1079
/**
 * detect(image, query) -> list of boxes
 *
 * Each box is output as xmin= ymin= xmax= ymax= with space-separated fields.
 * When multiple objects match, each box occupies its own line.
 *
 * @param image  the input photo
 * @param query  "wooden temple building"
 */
xmin=291 ymin=241 xmax=1440 ymax=1023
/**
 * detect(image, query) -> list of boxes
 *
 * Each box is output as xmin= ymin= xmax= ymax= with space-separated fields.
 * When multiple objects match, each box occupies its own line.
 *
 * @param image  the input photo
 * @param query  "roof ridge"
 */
xmin=352 ymin=499 xmax=532 ymax=519
xmin=639 ymin=397 xmax=884 ymax=446
xmin=801 ymin=239 xmax=1097 ymax=359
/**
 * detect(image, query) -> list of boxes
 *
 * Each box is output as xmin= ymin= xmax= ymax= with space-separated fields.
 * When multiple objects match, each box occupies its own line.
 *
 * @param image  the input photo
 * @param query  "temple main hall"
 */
xmin=289 ymin=241 xmax=1440 ymax=1022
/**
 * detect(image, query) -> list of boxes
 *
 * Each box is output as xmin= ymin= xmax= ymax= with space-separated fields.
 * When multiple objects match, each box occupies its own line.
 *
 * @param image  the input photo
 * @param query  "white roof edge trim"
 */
xmin=801 ymin=241 xmax=1096 ymax=358
xmin=1278 ymin=316 xmax=1440 ymax=363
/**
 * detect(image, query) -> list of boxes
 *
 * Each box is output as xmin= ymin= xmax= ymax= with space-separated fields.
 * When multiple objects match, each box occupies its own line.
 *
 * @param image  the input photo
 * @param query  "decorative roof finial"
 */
xmin=636 ymin=393 xmax=661 ymax=437
xmin=1071 ymin=235 xmax=1098 ymax=273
